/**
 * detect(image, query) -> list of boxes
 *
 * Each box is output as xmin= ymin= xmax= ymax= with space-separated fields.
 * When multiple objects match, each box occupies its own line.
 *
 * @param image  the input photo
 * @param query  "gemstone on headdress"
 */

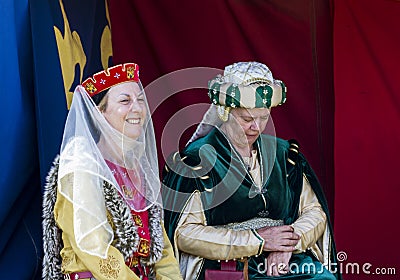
xmin=85 ymin=82 xmax=97 ymax=94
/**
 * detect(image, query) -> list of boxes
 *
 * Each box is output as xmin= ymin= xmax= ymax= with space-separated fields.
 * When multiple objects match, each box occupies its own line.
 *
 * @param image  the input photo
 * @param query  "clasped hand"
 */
xmin=257 ymin=225 xmax=300 ymax=252
xmin=256 ymin=225 xmax=300 ymax=276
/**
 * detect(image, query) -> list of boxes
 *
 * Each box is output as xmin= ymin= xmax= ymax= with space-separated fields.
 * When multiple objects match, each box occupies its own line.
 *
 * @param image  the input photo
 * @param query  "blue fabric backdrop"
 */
xmin=0 ymin=0 xmax=111 ymax=277
xmin=0 ymin=0 xmax=41 ymax=278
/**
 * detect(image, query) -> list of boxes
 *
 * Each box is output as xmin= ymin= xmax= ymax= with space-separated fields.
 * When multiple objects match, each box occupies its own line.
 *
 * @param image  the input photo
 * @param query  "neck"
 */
xmin=97 ymin=136 xmax=123 ymax=164
xmin=97 ymin=127 xmax=145 ymax=164
xmin=234 ymin=145 xmax=253 ymax=157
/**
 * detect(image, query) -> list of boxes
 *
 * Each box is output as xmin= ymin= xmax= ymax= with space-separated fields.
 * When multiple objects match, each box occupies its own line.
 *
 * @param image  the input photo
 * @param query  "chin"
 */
xmin=123 ymin=130 xmax=141 ymax=140
xmin=123 ymin=126 xmax=143 ymax=139
xmin=127 ymin=133 xmax=141 ymax=139
xmin=246 ymin=135 xmax=258 ymax=142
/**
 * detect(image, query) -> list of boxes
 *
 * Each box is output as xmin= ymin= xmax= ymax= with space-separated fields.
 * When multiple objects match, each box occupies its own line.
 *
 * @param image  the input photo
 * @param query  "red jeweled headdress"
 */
xmin=81 ymin=63 xmax=140 ymax=97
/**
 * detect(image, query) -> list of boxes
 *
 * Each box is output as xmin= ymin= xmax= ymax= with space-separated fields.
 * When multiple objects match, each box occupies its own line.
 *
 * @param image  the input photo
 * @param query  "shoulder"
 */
xmin=44 ymin=154 xmax=60 ymax=188
xmin=59 ymin=136 xmax=100 ymax=174
xmin=62 ymin=136 xmax=92 ymax=155
xmin=258 ymin=134 xmax=302 ymax=168
xmin=259 ymin=134 xmax=299 ymax=154
xmin=162 ymin=130 xmax=220 ymax=181
xmin=180 ymin=129 xmax=220 ymax=166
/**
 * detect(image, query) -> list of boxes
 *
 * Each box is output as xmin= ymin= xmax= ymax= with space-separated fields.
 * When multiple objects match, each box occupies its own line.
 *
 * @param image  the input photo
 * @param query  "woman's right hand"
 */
xmin=256 ymin=225 xmax=300 ymax=252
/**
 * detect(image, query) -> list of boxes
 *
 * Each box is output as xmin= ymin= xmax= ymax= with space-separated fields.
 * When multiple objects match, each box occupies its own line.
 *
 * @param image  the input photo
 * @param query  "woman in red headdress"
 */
xmin=42 ymin=63 xmax=182 ymax=280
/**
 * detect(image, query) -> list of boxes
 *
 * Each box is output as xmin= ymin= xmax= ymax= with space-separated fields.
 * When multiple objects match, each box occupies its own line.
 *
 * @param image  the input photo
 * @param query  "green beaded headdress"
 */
xmin=208 ymin=62 xmax=287 ymax=120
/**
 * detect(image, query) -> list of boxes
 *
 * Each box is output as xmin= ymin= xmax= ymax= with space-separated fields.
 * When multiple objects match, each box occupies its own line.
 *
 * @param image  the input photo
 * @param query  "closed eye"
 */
xmin=120 ymin=99 xmax=130 ymax=104
xmin=118 ymin=93 xmax=131 ymax=104
xmin=137 ymin=93 xmax=145 ymax=103
xmin=242 ymin=117 xmax=254 ymax=123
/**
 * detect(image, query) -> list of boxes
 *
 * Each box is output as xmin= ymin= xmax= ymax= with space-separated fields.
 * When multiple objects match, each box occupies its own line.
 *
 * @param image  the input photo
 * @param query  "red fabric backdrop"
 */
xmin=109 ymin=0 xmax=335 ymax=213
xmin=334 ymin=0 xmax=400 ymax=278
xmin=109 ymin=0 xmax=400 ymax=278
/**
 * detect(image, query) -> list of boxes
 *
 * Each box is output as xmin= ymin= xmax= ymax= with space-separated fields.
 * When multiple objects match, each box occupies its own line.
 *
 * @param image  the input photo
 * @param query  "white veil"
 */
xmin=57 ymin=83 xmax=162 ymax=258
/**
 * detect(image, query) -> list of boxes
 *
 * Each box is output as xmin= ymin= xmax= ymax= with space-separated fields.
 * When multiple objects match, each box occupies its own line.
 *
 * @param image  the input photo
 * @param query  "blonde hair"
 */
xmin=97 ymin=93 xmax=109 ymax=112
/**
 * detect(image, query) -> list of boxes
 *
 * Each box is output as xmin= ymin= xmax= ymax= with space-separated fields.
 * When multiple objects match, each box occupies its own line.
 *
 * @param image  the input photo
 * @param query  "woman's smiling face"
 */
xmin=101 ymin=82 xmax=147 ymax=140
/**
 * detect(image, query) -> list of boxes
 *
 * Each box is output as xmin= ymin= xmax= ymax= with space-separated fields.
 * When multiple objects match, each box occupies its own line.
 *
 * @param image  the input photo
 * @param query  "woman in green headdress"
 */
xmin=162 ymin=62 xmax=341 ymax=280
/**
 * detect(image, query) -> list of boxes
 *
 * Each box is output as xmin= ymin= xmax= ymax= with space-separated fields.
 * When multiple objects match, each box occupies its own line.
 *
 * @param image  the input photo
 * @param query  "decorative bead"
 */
xmin=214 ymin=216 xmax=283 ymax=230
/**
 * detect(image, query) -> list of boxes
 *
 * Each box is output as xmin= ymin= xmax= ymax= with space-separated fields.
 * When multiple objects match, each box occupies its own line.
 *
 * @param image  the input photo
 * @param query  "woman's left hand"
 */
xmin=265 ymin=251 xmax=292 ymax=276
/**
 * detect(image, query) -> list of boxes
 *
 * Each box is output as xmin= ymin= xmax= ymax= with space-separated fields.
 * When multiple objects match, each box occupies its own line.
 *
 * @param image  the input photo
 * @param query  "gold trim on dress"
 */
xmin=287 ymin=158 xmax=295 ymax=165
xmin=192 ymin=166 xmax=203 ymax=171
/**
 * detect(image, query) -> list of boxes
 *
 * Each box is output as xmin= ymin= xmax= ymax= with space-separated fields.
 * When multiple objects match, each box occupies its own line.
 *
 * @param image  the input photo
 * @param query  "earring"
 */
xmin=217 ymin=105 xmax=230 ymax=122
